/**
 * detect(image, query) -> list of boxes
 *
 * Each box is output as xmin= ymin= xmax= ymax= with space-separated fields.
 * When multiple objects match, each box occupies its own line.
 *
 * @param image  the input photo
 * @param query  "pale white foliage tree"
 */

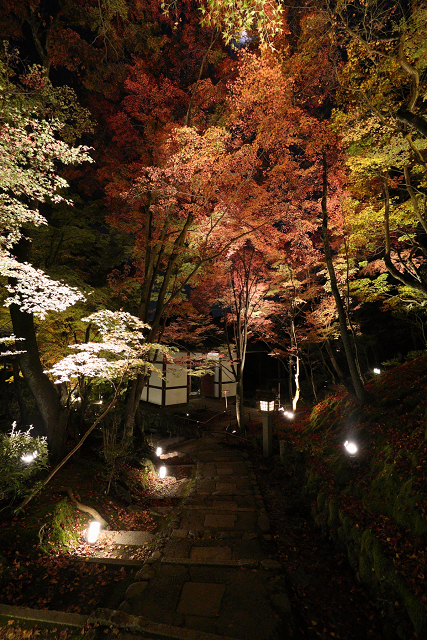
xmin=46 ymin=310 xmax=174 ymax=386
xmin=0 ymin=335 xmax=25 ymax=357
xmin=0 ymin=110 xmax=93 ymax=250
xmin=0 ymin=84 xmax=93 ymax=317
xmin=16 ymin=311 xmax=174 ymax=512
xmin=1 ymin=258 xmax=85 ymax=319
xmin=0 ymin=63 xmax=93 ymax=460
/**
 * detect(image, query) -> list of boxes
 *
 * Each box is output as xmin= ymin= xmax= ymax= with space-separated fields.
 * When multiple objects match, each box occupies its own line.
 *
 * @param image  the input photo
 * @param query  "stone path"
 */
xmin=92 ymin=434 xmax=295 ymax=640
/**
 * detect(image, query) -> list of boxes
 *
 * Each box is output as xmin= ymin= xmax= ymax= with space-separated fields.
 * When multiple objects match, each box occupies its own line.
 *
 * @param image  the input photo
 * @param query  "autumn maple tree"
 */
xmin=3 ymin=0 xmax=427 ymax=452
xmin=331 ymin=1 xmax=427 ymax=296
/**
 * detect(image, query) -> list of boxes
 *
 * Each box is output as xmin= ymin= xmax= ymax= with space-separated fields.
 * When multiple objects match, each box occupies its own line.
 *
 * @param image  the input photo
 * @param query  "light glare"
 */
xmin=87 ymin=521 xmax=101 ymax=543
xmin=159 ymin=466 xmax=167 ymax=479
xmin=344 ymin=440 xmax=358 ymax=456
xmin=21 ymin=451 xmax=38 ymax=464
xmin=156 ymin=447 xmax=163 ymax=456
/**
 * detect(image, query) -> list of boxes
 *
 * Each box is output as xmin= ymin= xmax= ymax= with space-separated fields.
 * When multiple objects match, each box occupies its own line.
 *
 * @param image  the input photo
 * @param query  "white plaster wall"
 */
xmin=147 ymin=386 xmax=163 ymax=405
xmin=165 ymin=362 xmax=187 ymax=387
xmin=165 ymin=387 xmax=188 ymax=405
xmin=222 ymin=379 xmax=237 ymax=396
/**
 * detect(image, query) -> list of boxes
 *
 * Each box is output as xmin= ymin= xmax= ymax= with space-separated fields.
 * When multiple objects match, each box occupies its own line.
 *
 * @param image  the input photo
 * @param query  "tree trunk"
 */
xmin=324 ymin=339 xmax=353 ymax=395
xmin=8 ymin=238 xmax=69 ymax=460
xmin=235 ymin=373 xmax=244 ymax=432
xmin=12 ymin=358 xmax=27 ymax=423
xmin=396 ymin=108 xmax=427 ymax=138
xmin=292 ymin=352 xmax=300 ymax=411
xmin=288 ymin=352 xmax=293 ymax=406
xmin=9 ymin=302 xmax=68 ymax=460
xmin=122 ymin=373 xmax=148 ymax=442
xmin=308 ymin=354 xmax=318 ymax=403
xmin=320 ymin=344 xmax=336 ymax=385
xmin=321 ymin=154 xmax=369 ymax=405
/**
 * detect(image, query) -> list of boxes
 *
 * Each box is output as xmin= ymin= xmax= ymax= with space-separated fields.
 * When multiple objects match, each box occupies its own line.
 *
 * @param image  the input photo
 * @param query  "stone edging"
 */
xmin=0 ymin=603 xmax=87 ymax=627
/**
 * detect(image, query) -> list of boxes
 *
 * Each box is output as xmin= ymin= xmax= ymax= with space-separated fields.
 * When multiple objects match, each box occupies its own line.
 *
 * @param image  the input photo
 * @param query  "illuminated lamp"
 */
xmin=258 ymin=391 xmax=276 ymax=458
xmin=344 ymin=440 xmax=358 ymax=456
xmin=259 ymin=399 xmax=275 ymax=412
xmin=21 ymin=451 xmax=38 ymax=464
xmin=87 ymin=521 xmax=101 ymax=543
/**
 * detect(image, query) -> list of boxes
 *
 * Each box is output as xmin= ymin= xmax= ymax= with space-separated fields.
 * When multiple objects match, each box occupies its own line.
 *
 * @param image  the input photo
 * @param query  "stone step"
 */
xmin=99 ymin=530 xmax=155 ymax=545
xmin=184 ymin=504 xmax=256 ymax=511
xmin=89 ymin=607 xmax=237 ymax=640
xmin=77 ymin=557 xmax=145 ymax=566
xmin=0 ymin=603 xmax=87 ymax=628
xmin=161 ymin=557 xmax=258 ymax=568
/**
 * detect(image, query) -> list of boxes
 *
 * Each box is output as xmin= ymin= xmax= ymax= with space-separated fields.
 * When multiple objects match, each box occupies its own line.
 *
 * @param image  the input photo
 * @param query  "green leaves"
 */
xmin=0 ymin=424 xmax=49 ymax=503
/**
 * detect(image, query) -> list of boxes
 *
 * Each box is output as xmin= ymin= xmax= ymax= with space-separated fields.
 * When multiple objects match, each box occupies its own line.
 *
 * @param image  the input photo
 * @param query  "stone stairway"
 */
xmin=90 ymin=435 xmax=295 ymax=640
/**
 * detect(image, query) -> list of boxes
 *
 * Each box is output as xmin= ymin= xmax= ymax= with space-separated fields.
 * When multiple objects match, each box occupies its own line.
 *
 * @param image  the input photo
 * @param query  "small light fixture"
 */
xmin=159 ymin=466 xmax=167 ymax=478
xmin=87 ymin=521 xmax=101 ymax=543
xmin=21 ymin=451 xmax=38 ymax=464
xmin=373 ymin=368 xmax=381 ymax=375
xmin=156 ymin=446 xmax=162 ymax=457
xmin=260 ymin=400 xmax=275 ymax=412
xmin=344 ymin=440 xmax=358 ymax=456
xmin=283 ymin=411 xmax=294 ymax=419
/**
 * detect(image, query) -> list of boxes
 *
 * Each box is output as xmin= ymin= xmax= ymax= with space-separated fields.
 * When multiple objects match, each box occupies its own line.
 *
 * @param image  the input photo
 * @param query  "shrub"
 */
xmin=0 ymin=423 xmax=49 ymax=504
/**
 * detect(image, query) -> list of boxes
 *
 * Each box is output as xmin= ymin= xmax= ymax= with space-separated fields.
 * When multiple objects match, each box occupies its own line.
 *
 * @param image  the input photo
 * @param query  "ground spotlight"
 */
xmin=86 ymin=521 xmax=101 ymax=543
xmin=159 ymin=466 xmax=167 ymax=478
xmin=21 ymin=451 xmax=38 ymax=464
xmin=344 ymin=440 xmax=358 ymax=456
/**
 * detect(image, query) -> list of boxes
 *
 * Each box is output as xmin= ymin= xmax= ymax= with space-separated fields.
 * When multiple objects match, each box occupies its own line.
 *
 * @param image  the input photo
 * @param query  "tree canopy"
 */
xmin=1 ymin=0 xmax=427 ymax=455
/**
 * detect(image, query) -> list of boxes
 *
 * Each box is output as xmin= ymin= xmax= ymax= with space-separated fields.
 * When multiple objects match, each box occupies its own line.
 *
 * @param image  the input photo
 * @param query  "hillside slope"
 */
xmin=278 ymin=356 xmax=427 ymax=639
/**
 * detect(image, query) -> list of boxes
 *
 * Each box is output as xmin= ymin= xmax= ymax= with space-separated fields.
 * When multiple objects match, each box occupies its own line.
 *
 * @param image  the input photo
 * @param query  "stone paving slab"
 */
xmin=129 ymin=564 xmax=190 ymax=622
xmin=163 ymin=537 xmax=265 ymax=563
xmin=214 ymin=483 xmax=236 ymax=493
xmin=161 ymin=558 xmax=258 ymax=568
xmin=211 ymin=500 xmax=238 ymax=510
xmin=235 ymin=477 xmax=255 ymax=490
xmin=196 ymin=454 xmax=243 ymax=463
xmin=200 ymin=463 xmax=217 ymax=477
xmin=99 ymin=531 xmax=155 ymax=545
xmin=204 ymin=514 xmax=237 ymax=528
xmin=215 ymin=464 xmax=249 ymax=474
xmin=185 ymin=504 xmax=255 ymax=512
xmin=190 ymin=546 xmax=232 ymax=563
xmin=203 ymin=495 xmax=256 ymax=509
xmin=177 ymin=582 xmax=226 ymax=617
xmin=215 ymin=468 xmax=234 ymax=475
xmin=163 ymin=538 xmax=193 ymax=559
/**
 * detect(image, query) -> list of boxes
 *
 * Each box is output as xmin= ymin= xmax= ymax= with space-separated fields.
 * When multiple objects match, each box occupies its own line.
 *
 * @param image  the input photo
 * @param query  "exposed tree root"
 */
xmin=66 ymin=487 xmax=108 ymax=528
